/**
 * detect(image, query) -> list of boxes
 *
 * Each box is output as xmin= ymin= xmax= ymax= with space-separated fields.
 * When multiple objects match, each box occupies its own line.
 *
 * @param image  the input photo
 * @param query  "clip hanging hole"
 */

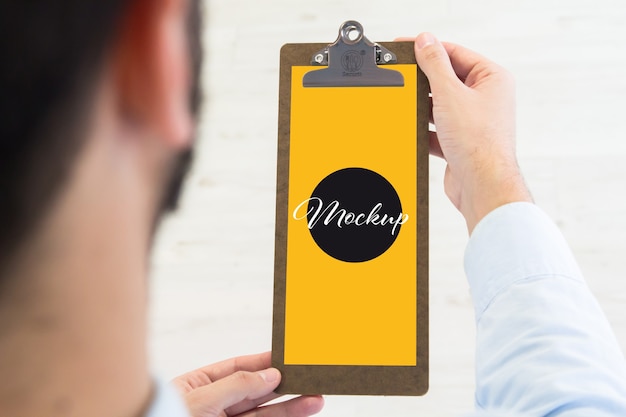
xmin=347 ymin=27 xmax=360 ymax=41
xmin=341 ymin=22 xmax=363 ymax=44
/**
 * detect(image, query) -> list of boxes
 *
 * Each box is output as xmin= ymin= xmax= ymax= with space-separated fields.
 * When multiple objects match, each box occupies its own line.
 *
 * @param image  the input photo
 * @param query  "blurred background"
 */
xmin=149 ymin=0 xmax=626 ymax=415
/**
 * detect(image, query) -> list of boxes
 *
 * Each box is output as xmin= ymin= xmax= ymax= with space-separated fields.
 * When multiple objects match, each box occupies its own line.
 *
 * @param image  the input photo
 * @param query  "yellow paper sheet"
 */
xmin=284 ymin=65 xmax=418 ymax=366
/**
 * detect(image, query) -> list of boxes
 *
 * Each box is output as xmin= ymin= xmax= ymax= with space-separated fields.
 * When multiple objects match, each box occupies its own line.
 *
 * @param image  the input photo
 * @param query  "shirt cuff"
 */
xmin=145 ymin=378 xmax=190 ymax=417
xmin=464 ymin=202 xmax=584 ymax=322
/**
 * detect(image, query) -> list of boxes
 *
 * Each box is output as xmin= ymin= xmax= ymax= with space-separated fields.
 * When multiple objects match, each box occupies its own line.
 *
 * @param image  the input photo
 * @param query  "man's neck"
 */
xmin=0 ymin=238 xmax=151 ymax=417
xmin=0 ymin=109 xmax=156 ymax=417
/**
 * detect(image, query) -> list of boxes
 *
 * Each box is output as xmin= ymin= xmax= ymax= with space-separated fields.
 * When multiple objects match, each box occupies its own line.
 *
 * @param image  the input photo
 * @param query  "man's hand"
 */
xmin=400 ymin=33 xmax=533 ymax=233
xmin=172 ymin=352 xmax=324 ymax=417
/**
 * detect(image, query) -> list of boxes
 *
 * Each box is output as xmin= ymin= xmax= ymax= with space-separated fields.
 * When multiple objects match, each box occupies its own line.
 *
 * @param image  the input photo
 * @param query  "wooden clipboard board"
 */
xmin=272 ymin=21 xmax=429 ymax=396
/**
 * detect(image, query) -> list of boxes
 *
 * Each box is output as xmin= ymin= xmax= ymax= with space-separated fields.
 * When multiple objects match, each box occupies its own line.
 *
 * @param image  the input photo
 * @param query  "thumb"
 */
xmin=413 ymin=32 xmax=460 ymax=92
xmin=185 ymin=368 xmax=281 ymax=417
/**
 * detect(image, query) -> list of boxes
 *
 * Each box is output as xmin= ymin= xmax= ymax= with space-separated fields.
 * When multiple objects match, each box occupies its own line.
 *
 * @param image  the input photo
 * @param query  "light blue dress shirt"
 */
xmin=464 ymin=202 xmax=626 ymax=416
xmin=147 ymin=202 xmax=626 ymax=416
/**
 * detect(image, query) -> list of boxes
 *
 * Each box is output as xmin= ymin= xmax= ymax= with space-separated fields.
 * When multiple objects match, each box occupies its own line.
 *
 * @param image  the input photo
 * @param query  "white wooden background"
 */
xmin=149 ymin=1 xmax=626 ymax=415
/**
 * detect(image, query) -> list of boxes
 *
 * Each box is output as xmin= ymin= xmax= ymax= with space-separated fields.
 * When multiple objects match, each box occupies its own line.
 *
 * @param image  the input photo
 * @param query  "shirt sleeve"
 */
xmin=464 ymin=202 xmax=626 ymax=416
xmin=145 ymin=378 xmax=191 ymax=417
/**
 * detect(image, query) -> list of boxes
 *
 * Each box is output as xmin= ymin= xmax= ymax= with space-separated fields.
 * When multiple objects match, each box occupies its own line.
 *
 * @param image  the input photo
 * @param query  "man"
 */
xmin=0 ymin=1 xmax=624 ymax=416
xmin=0 ymin=1 xmax=321 ymax=416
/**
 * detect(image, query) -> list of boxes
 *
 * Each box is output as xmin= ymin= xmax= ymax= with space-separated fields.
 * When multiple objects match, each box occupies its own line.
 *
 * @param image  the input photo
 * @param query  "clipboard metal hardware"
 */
xmin=303 ymin=20 xmax=405 ymax=88
xmin=313 ymin=48 xmax=395 ymax=66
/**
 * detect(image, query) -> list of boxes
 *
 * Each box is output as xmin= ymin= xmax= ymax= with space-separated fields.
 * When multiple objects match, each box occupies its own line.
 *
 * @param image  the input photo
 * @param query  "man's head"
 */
xmin=0 ymin=0 xmax=202 ymax=276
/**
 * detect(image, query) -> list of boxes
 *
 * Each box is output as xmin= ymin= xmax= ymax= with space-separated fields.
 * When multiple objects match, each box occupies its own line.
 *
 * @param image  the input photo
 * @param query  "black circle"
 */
xmin=307 ymin=168 xmax=404 ymax=262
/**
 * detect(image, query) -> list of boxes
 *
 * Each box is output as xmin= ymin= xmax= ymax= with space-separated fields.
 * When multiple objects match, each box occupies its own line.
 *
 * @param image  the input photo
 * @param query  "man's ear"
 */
xmin=112 ymin=0 xmax=192 ymax=149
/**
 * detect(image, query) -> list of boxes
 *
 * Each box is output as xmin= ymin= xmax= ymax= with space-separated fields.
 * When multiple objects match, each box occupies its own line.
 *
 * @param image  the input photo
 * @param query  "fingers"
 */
xmin=224 ymin=390 xmax=281 ymax=416
xmin=412 ymin=34 xmax=503 ymax=89
xmin=400 ymin=34 xmax=494 ymax=86
xmin=176 ymin=352 xmax=272 ymax=393
xmin=239 ymin=395 xmax=325 ymax=417
xmin=441 ymin=41 xmax=499 ymax=85
xmin=207 ymin=352 xmax=271 ymax=381
xmin=185 ymin=368 xmax=281 ymax=417
xmin=412 ymin=33 xmax=460 ymax=94
xmin=175 ymin=354 xmax=325 ymax=417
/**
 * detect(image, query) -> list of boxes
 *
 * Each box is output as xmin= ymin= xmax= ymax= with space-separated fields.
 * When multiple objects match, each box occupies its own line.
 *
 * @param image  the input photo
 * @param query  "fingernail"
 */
xmin=416 ymin=32 xmax=436 ymax=49
xmin=260 ymin=368 xmax=280 ymax=383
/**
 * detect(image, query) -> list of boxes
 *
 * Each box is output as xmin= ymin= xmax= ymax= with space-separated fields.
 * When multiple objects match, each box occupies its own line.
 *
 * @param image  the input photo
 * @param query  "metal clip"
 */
xmin=303 ymin=20 xmax=404 ymax=88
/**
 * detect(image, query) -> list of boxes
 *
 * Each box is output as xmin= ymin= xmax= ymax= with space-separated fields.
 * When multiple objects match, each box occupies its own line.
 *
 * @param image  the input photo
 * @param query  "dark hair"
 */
xmin=0 ymin=1 xmax=202 ymax=271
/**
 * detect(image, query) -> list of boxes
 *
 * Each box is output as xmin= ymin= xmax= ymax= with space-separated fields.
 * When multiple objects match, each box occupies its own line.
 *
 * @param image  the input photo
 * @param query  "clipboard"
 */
xmin=272 ymin=21 xmax=429 ymax=396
